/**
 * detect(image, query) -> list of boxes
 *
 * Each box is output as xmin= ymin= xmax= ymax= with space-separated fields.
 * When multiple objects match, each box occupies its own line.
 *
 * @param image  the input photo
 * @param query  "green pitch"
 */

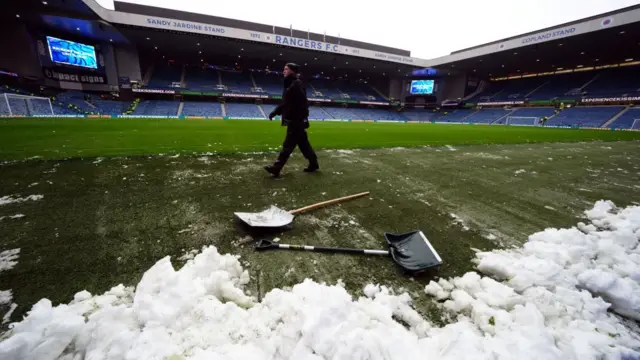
xmin=0 ymin=118 xmax=639 ymax=160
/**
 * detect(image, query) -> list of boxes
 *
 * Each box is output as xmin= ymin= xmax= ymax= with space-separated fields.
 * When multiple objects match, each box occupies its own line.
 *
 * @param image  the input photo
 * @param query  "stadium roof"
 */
xmin=422 ymin=4 xmax=640 ymax=76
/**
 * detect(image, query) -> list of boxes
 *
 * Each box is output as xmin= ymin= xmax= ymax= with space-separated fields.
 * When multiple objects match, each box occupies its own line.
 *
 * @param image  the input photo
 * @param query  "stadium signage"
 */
xmin=132 ymin=88 xmax=176 ymax=94
xmin=477 ymin=101 xmax=525 ymax=106
xmin=222 ymin=93 xmax=269 ymax=99
xmin=146 ymin=18 xmax=225 ymax=34
xmin=581 ymin=96 xmax=640 ymax=103
xmin=521 ymin=27 xmax=576 ymax=44
xmin=308 ymin=98 xmax=332 ymax=102
xmin=102 ymin=11 xmax=428 ymax=66
xmin=359 ymin=101 xmax=389 ymax=105
xmin=275 ymin=36 xmax=339 ymax=52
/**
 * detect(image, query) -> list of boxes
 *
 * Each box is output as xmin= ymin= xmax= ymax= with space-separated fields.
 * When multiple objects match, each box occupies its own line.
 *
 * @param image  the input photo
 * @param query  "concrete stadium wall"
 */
xmin=115 ymin=46 xmax=142 ymax=83
xmin=439 ymin=74 xmax=467 ymax=102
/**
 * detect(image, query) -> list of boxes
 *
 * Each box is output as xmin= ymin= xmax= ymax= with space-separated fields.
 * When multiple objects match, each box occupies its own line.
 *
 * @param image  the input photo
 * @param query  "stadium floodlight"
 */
xmin=632 ymin=119 xmax=640 ymax=130
xmin=1 ymin=93 xmax=54 ymax=117
xmin=505 ymin=116 xmax=540 ymax=127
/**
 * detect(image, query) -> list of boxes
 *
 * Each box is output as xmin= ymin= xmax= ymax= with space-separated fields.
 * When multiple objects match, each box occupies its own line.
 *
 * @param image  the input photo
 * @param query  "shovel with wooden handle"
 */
xmin=234 ymin=191 xmax=370 ymax=228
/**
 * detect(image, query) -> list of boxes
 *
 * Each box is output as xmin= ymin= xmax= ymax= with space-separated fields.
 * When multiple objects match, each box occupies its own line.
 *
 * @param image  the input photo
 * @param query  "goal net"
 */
xmin=632 ymin=119 xmax=640 ymax=130
xmin=505 ymin=116 xmax=539 ymax=126
xmin=0 ymin=93 xmax=54 ymax=117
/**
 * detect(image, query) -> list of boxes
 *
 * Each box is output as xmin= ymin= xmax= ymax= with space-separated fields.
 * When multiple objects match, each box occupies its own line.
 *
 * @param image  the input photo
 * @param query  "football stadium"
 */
xmin=1 ymin=0 xmax=640 ymax=359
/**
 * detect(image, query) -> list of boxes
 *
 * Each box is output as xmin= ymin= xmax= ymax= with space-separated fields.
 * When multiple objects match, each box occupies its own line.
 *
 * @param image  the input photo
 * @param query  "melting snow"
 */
xmin=514 ymin=169 xmax=526 ymax=175
xmin=2 ymin=202 xmax=640 ymax=359
xmin=450 ymin=213 xmax=470 ymax=231
xmin=445 ymin=145 xmax=457 ymax=151
xmin=0 ymin=195 xmax=44 ymax=206
xmin=0 ymin=248 xmax=20 ymax=324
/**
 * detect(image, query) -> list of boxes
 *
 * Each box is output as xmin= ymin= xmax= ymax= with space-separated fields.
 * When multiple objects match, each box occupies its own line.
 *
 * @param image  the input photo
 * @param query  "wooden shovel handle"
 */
xmin=290 ymin=191 xmax=370 ymax=215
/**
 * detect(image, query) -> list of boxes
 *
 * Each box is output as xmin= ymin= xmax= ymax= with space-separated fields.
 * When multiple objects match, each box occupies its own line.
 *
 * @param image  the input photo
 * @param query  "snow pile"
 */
xmin=0 ymin=248 xmax=20 ymax=324
xmin=0 ymin=195 xmax=43 ymax=206
xmin=2 ymin=202 xmax=640 ymax=359
xmin=0 ymin=214 xmax=25 ymax=222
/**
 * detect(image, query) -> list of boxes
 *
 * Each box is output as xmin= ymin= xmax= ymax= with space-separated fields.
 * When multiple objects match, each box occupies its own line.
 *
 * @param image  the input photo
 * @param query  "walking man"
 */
xmin=264 ymin=62 xmax=319 ymax=177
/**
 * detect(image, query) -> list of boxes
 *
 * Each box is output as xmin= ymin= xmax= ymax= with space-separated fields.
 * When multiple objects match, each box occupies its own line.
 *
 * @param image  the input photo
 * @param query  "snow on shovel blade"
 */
xmin=235 ymin=191 xmax=370 ymax=228
xmin=234 ymin=206 xmax=294 ymax=228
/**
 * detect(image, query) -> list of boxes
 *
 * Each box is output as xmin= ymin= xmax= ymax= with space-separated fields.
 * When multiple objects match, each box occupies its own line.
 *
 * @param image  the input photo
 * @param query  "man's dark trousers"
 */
xmin=273 ymin=126 xmax=317 ymax=170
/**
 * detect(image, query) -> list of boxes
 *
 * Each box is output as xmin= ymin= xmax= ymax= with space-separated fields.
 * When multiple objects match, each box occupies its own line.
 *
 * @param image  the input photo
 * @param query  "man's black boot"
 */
xmin=303 ymin=163 xmax=319 ymax=173
xmin=264 ymin=165 xmax=281 ymax=177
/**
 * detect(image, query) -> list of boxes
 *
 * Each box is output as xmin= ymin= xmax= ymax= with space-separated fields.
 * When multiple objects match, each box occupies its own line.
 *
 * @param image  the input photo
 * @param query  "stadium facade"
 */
xmin=0 ymin=0 xmax=639 ymax=129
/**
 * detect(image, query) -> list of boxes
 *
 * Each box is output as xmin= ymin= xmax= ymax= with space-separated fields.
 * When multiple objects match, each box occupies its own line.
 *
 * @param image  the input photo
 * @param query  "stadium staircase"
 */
xmin=369 ymin=85 xmax=389 ymax=100
xmin=143 ymin=64 xmax=155 ymax=86
xmin=180 ymin=65 xmax=186 ymax=88
xmin=525 ymin=81 xmax=549 ymax=98
xmin=250 ymin=73 xmax=258 ymax=88
xmin=257 ymin=104 xmax=266 ymax=118
xmin=177 ymin=102 xmax=184 ymax=117
xmin=217 ymin=71 xmax=223 ymax=86
xmin=221 ymin=103 xmax=226 ymax=117
xmin=601 ymin=106 xmax=631 ymax=128
xmin=579 ymin=72 xmax=603 ymax=92
xmin=462 ymin=81 xmax=487 ymax=101
xmin=320 ymin=107 xmax=333 ymax=119
xmin=491 ymin=110 xmax=515 ymax=124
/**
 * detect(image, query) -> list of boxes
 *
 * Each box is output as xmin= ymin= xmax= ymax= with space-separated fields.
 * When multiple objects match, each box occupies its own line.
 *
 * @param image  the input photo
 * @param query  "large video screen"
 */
xmin=46 ymin=36 xmax=97 ymax=69
xmin=410 ymin=80 xmax=435 ymax=95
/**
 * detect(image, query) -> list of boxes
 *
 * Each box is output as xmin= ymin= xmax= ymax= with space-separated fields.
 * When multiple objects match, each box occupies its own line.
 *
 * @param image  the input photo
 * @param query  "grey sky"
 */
xmin=96 ymin=0 xmax=639 ymax=59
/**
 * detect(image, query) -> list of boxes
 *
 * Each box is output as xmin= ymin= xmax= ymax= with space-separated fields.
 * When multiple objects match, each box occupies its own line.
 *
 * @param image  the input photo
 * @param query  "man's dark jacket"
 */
xmin=271 ymin=75 xmax=309 ymax=129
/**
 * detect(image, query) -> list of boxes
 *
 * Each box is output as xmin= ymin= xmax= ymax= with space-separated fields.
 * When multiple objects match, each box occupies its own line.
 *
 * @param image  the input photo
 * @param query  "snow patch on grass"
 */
xmin=0 ymin=214 xmax=25 ymax=222
xmin=514 ymin=169 xmax=526 ymax=175
xmin=0 ymin=195 xmax=43 ymax=206
xmin=3 ymin=202 xmax=640 ymax=359
xmin=445 ymin=145 xmax=457 ymax=151
xmin=0 ymin=248 xmax=20 ymax=324
xmin=450 ymin=213 xmax=470 ymax=231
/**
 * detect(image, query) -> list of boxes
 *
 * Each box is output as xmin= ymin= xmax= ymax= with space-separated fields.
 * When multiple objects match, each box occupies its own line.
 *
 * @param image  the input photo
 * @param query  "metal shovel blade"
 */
xmin=384 ymin=230 xmax=442 ymax=272
xmin=234 ymin=205 xmax=294 ymax=228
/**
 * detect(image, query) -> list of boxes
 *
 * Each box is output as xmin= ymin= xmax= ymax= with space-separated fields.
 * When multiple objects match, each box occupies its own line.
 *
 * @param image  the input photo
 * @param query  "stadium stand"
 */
xmin=527 ymin=72 xmax=595 ymax=100
xmin=309 ymin=79 xmax=342 ymax=99
xmin=252 ymin=72 xmax=283 ymax=95
xmin=609 ymin=107 xmax=640 ymax=129
xmin=181 ymin=102 xmax=224 ymax=117
xmin=308 ymin=107 xmax=331 ymax=120
xmin=133 ymin=100 xmax=180 ymax=116
xmin=184 ymin=66 xmax=219 ymax=91
xmin=403 ymin=109 xmax=442 ymax=122
xmin=583 ymin=67 xmax=640 ymax=97
xmin=147 ymin=62 xmax=182 ymax=88
xmin=494 ymin=107 xmax=556 ymax=125
xmin=224 ymin=103 xmax=263 ymax=118
xmin=489 ymin=77 xmax=547 ymax=101
xmin=545 ymin=106 xmax=625 ymax=127
xmin=220 ymin=71 xmax=254 ymax=93
xmin=91 ymin=100 xmax=128 ymax=115
xmin=438 ymin=109 xmax=474 ymax=122
xmin=463 ymin=109 xmax=513 ymax=124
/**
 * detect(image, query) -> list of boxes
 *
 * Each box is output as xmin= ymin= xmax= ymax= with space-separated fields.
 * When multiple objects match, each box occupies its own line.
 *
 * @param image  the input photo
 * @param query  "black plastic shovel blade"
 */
xmin=384 ymin=231 xmax=442 ymax=272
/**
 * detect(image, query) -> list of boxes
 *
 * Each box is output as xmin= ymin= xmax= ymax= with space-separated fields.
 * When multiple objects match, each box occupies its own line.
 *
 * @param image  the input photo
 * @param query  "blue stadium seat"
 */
xmin=133 ymin=100 xmax=180 ymax=116
xmin=220 ymin=71 xmax=254 ymax=93
xmin=403 ymin=109 xmax=442 ymax=121
xmin=546 ymin=106 xmax=625 ymax=127
xmin=438 ymin=109 xmax=474 ymax=122
xmin=147 ymin=63 xmax=182 ymax=88
xmin=609 ymin=108 xmax=640 ymax=129
xmin=182 ymin=102 xmax=223 ymax=117
xmin=464 ymin=109 xmax=514 ymax=124
xmin=495 ymin=107 xmax=556 ymax=125
xmin=225 ymin=103 xmax=262 ymax=118
xmin=184 ymin=66 xmax=219 ymax=91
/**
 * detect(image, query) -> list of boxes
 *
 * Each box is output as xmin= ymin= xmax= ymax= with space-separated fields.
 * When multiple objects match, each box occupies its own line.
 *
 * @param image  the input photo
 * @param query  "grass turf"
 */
xmin=1 ymin=118 xmax=639 ymax=160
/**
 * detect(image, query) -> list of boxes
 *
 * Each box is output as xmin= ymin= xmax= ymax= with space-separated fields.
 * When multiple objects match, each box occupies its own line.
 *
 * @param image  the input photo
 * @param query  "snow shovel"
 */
xmin=255 ymin=230 xmax=442 ymax=273
xmin=234 ymin=191 xmax=370 ymax=228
